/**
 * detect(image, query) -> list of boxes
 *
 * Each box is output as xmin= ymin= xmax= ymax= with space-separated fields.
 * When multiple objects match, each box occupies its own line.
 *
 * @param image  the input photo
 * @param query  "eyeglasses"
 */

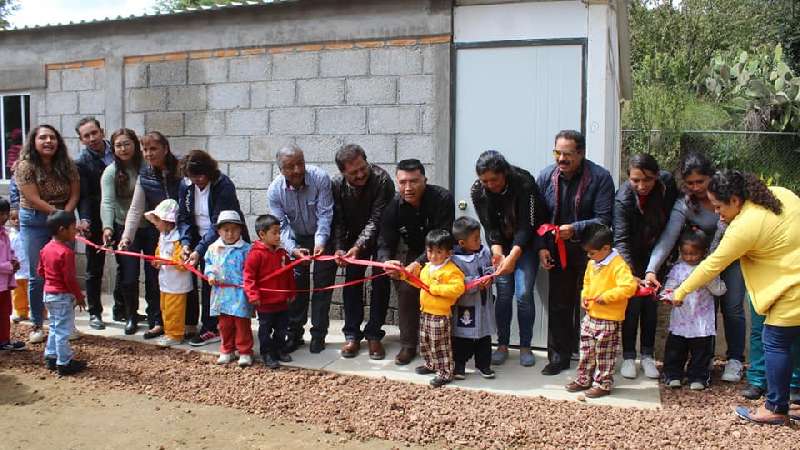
xmin=552 ymin=149 xmax=579 ymax=158
xmin=114 ymin=141 xmax=134 ymax=149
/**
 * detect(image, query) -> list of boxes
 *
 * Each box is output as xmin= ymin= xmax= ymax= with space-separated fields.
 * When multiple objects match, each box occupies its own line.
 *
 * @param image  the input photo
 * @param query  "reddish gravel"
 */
xmin=2 ymin=326 xmax=797 ymax=449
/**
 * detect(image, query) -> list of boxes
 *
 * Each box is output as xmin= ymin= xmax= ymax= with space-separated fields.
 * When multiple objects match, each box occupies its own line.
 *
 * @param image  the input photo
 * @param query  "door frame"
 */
xmin=449 ymin=37 xmax=588 ymax=192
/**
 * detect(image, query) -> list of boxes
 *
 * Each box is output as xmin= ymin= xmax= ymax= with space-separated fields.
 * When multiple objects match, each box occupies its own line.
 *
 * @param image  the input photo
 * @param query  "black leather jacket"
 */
xmin=75 ymin=141 xmax=111 ymax=227
xmin=332 ymin=164 xmax=395 ymax=256
xmin=613 ymin=170 xmax=678 ymax=277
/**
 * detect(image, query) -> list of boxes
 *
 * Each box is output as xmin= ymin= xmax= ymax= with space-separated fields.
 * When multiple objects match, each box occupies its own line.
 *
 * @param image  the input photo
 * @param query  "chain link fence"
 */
xmin=621 ymin=129 xmax=800 ymax=192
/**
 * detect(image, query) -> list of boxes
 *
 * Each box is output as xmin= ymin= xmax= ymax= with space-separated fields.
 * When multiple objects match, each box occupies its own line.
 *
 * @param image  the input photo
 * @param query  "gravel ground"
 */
xmin=2 ymin=325 xmax=797 ymax=449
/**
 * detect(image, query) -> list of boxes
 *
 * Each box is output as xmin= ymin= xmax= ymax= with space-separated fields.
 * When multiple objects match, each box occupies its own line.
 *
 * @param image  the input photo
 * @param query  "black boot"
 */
xmin=124 ymin=317 xmax=139 ymax=335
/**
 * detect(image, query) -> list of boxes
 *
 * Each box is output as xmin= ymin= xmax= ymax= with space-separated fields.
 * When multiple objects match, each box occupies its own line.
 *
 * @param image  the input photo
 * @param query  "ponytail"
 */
xmin=709 ymin=170 xmax=783 ymax=216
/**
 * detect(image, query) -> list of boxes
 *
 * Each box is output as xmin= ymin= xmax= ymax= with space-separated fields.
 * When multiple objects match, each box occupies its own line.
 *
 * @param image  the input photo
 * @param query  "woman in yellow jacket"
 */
xmin=672 ymin=170 xmax=800 ymax=425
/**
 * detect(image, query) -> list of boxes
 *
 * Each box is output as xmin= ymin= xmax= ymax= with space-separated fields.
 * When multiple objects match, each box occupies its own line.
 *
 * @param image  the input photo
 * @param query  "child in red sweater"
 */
xmin=243 ymin=214 xmax=295 ymax=369
xmin=39 ymin=211 xmax=86 ymax=376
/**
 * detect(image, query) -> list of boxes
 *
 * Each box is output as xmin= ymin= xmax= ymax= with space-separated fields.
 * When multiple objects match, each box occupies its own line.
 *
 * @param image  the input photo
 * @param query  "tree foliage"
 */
xmin=154 ymin=0 xmax=235 ymax=12
xmin=0 ymin=0 xmax=19 ymax=29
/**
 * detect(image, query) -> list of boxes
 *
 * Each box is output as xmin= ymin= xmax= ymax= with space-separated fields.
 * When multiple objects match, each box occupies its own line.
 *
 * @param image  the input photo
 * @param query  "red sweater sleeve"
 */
xmin=243 ymin=251 xmax=262 ymax=303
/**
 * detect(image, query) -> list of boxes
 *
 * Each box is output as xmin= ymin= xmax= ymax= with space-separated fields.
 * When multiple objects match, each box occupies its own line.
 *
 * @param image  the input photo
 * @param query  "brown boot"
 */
xmin=340 ymin=340 xmax=360 ymax=358
xmin=368 ymin=340 xmax=385 ymax=360
xmin=394 ymin=347 xmax=416 ymax=365
xmin=565 ymin=381 xmax=591 ymax=392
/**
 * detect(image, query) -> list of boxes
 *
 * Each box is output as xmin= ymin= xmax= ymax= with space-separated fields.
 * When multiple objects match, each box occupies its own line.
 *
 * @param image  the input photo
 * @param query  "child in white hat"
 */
xmin=203 ymin=210 xmax=254 ymax=367
xmin=145 ymin=199 xmax=193 ymax=347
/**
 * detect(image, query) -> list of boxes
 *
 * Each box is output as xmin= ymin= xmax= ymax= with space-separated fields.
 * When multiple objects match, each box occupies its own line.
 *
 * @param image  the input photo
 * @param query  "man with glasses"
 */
xmin=536 ymin=130 xmax=615 ymax=376
xmin=74 ymin=117 xmax=116 ymax=330
xmin=267 ymin=144 xmax=336 ymax=354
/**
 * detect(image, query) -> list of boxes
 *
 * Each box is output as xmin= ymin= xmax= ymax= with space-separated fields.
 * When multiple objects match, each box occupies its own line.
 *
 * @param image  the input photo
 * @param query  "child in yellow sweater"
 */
xmin=566 ymin=224 xmax=637 ymax=398
xmin=404 ymin=229 xmax=465 ymax=387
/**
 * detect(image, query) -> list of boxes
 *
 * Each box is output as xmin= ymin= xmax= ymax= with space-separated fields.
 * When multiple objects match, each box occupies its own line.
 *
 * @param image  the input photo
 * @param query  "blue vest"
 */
xmin=139 ymin=166 xmax=180 ymax=209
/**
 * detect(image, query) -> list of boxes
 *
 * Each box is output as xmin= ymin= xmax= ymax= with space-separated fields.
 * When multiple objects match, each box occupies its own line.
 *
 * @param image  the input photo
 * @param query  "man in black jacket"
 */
xmin=536 ymin=129 xmax=615 ymax=376
xmin=75 ymin=117 xmax=115 ymax=330
xmin=379 ymin=159 xmax=454 ymax=365
xmin=332 ymin=144 xmax=395 ymax=360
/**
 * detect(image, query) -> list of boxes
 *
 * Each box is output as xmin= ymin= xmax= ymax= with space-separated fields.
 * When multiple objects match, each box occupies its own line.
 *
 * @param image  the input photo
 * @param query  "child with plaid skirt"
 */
xmin=566 ymin=224 xmax=638 ymax=398
xmin=405 ymin=230 xmax=465 ymax=387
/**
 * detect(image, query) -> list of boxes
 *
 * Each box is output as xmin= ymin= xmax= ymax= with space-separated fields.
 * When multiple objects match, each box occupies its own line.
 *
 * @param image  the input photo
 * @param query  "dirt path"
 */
xmin=0 ymin=369 xmax=407 ymax=450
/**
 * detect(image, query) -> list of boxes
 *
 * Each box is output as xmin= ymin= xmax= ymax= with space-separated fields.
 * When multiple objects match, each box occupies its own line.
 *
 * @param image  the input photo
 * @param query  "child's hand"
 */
xmin=593 ymin=295 xmax=606 ymax=305
xmin=479 ymin=277 xmax=493 ymax=290
xmin=75 ymin=297 xmax=86 ymax=311
xmin=581 ymin=297 xmax=592 ymax=310
xmin=207 ymin=276 xmax=217 ymax=286
xmin=151 ymin=260 xmax=161 ymax=269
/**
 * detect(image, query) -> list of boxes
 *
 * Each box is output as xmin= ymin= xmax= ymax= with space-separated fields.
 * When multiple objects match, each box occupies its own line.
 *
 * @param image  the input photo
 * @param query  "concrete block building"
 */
xmin=0 ymin=0 xmax=631 ymax=344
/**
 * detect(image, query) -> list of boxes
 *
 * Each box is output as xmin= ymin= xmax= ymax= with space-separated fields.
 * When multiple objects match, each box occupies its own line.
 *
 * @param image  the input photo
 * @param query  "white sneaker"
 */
xmin=158 ymin=337 xmax=183 ymax=348
xmin=721 ymin=359 xmax=743 ymax=382
xmin=689 ymin=381 xmax=706 ymax=391
xmin=238 ymin=354 xmax=253 ymax=367
xmin=620 ymin=359 xmax=637 ymax=379
xmin=641 ymin=356 xmax=660 ymax=379
xmin=217 ymin=353 xmax=234 ymax=365
xmin=668 ymin=379 xmax=682 ymax=388
xmin=29 ymin=327 xmax=46 ymax=343
xmin=69 ymin=328 xmax=81 ymax=341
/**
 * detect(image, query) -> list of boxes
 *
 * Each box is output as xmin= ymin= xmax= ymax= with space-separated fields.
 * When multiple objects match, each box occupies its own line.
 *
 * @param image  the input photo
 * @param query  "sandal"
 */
xmin=143 ymin=326 xmax=164 ymax=340
xmin=734 ymin=405 xmax=788 ymax=425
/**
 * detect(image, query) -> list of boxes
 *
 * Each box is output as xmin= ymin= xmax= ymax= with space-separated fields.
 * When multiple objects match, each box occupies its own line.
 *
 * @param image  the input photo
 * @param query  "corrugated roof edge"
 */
xmin=2 ymin=0 xmax=297 ymax=32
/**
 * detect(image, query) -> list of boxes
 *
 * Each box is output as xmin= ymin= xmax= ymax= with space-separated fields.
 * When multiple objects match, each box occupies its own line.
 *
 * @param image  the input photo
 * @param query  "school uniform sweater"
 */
xmin=418 ymin=260 xmax=465 ymax=317
xmin=580 ymin=249 xmax=638 ymax=321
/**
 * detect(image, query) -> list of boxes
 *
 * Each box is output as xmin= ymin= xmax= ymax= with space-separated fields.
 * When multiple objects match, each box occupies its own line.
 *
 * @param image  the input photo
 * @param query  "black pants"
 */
xmin=454 ymin=335 xmax=492 ymax=371
xmin=258 ymin=310 xmax=289 ymax=358
xmin=546 ymin=246 xmax=587 ymax=366
xmin=341 ymin=260 xmax=390 ymax=342
xmin=663 ymin=333 xmax=714 ymax=384
xmin=84 ymin=224 xmax=106 ymax=318
xmin=138 ymin=224 xmax=162 ymax=328
xmin=622 ymin=295 xmax=658 ymax=359
xmin=288 ymin=236 xmax=336 ymax=341
xmin=185 ymin=272 xmax=216 ymax=334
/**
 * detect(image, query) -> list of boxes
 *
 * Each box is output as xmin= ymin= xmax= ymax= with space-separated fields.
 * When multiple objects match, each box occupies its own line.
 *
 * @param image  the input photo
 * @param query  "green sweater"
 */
xmin=100 ymin=162 xmax=144 ymax=230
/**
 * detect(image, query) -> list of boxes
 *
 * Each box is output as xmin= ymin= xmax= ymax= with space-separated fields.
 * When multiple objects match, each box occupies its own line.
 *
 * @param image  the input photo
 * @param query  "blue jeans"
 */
xmin=20 ymin=208 xmax=52 ymax=327
xmin=494 ymin=249 xmax=538 ymax=348
xmin=44 ymin=293 xmax=76 ymax=366
xmin=719 ymin=261 xmax=746 ymax=362
xmin=746 ymin=304 xmax=800 ymax=388
xmin=763 ymin=324 xmax=800 ymax=414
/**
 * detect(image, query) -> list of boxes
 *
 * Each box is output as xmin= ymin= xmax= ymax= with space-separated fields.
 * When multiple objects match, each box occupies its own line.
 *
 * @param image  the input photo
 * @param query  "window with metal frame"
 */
xmin=1 ymin=94 xmax=31 ymax=181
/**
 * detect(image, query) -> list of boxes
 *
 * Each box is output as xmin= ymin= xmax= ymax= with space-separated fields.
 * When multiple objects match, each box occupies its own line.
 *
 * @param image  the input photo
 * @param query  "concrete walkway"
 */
xmin=72 ymin=296 xmax=661 ymax=410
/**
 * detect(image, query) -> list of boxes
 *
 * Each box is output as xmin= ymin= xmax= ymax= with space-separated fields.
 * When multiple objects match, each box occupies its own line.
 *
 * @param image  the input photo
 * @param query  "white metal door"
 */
xmin=454 ymin=44 xmax=583 ymax=348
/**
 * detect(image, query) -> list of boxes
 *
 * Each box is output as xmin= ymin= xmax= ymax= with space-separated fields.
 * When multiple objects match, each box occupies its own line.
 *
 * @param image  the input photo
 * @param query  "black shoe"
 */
xmin=283 ymin=336 xmax=304 ymax=353
xmin=45 ymin=356 xmax=57 ymax=371
xmin=415 ymin=365 xmax=435 ymax=375
xmin=263 ymin=355 xmax=280 ymax=369
xmin=113 ymin=313 xmax=126 ymax=323
xmin=278 ymin=353 xmax=293 ymax=363
xmin=541 ymin=362 xmax=567 ymax=376
xmin=124 ymin=318 xmax=139 ymax=335
xmin=429 ymin=377 xmax=451 ymax=388
xmin=309 ymin=337 xmax=325 ymax=354
xmin=89 ymin=315 xmax=105 ymax=330
xmin=740 ymin=383 xmax=766 ymax=400
xmin=57 ymin=359 xmax=87 ymax=376
xmin=478 ymin=367 xmax=496 ymax=379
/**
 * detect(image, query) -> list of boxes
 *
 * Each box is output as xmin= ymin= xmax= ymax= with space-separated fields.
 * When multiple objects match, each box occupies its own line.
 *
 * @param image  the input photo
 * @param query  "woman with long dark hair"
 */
xmin=100 ymin=129 xmax=146 ymax=334
xmin=670 ymin=170 xmax=800 ymax=425
xmin=176 ymin=149 xmax=248 ymax=347
xmin=645 ymin=152 xmax=747 ymax=382
xmin=15 ymin=125 xmax=80 ymax=343
xmin=119 ymin=131 xmax=182 ymax=338
xmin=613 ymin=153 xmax=678 ymax=380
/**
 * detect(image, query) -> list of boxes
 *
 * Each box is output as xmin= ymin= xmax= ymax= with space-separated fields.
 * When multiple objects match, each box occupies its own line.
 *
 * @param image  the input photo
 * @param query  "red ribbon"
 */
xmin=537 ymin=223 xmax=567 ymax=269
xmin=635 ymin=285 xmax=657 ymax=298
xmin=77 ymin=235 xmax=432 ymax=294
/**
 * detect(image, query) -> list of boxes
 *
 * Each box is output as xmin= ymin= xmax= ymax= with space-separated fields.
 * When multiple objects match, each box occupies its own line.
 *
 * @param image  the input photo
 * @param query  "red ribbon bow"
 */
xmin=537 ymin=223 xmax=567 ymax=269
